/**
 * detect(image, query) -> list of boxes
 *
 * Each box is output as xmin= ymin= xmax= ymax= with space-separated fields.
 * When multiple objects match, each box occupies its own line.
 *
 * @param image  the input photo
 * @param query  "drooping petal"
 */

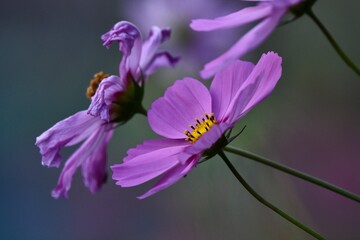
xmin=35 ymin=111 xmax=103 ymax=167
xmin=148 ymin=78 xmax=212 ymax=139
xmin=140 ymin=26 xmax=179 ymax=76
xmin=210 ymin=60 xmax=255 ymax=122
xmin=143 ymin=52 xmax=180 ymax=76
xmin=190 ymin=5 xmax=272 ymax=31
xmin=140 ymin=26 xmax=170 ymax=69
xmin=199 ymin=9 xmax=285 ymax=79
xmin=87 ymin=76 xmax=125 ymax=122
xmin=111 ymin=139 xmax=189 ymax=187
xmin=225 ymin=52 xmax=282 ymax=124
xmin=137 ymin=154 xmax=200 ymax=199
xmin=51 ymin=125 xmax=111 ymax=198
xmin=101 ymin=21 xmax=142 ymax=79
xmin=81 ymin=126 xmax=114 ymax=193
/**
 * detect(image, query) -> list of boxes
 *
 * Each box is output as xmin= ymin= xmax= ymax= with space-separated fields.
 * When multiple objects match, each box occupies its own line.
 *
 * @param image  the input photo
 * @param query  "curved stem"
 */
xmin=307 ymin=9 xmax=360 ymax=76
xmin=224 ymin=146 xmax=360 ymax=203
xmin=218 ymin=151 xmax=325 ymax=240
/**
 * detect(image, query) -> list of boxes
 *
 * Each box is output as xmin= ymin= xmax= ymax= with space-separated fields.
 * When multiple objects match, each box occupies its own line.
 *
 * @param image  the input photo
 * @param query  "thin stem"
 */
xmin=224 ymin=146 xmax=360 ymax=203
xmin=218 ymin=151 xmax=325 ymax=240
xmin=307 ymin=9 xmax=360 ymax=76
xmin=137 ymin=105 xmax=147 ymax=117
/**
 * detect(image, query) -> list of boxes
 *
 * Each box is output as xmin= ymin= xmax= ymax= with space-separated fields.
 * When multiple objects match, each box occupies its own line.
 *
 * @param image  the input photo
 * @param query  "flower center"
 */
xmin=86 ymin=71 xmax=109 ymax=98
xmin=185 ymin=113 xmax=217 ymax=144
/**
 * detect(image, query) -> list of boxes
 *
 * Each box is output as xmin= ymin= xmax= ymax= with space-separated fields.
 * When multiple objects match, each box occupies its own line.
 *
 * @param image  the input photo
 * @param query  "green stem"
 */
xmin=218 ymin=151 xmax=325 ymax=240
xmin=137 ymin=104 xmax=147 ymax=117
xmin=307 ymin=9 xmax=360 ymax=76
xmin=224 ymin=146 xmax=360 ymax=203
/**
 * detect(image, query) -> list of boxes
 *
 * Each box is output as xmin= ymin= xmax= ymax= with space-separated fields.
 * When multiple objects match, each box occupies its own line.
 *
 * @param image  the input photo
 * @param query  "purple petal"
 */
xmin=200 ymin=9 xmax=285 ymax=79
xmin=51 ymin=125 xmax=112 ymax=198
xmin=190 ymin=5 xmax=272 ymax=31
xmin=148 ymin=78 xmax=212 ymax=139
xmin=111 ymin=139 xmax=189 ymax=187
xmin=101 ymin=21 xmax=142 ymax=79
xmin=143 ymin=52 xmax=180 ymax=76
xmin=243 ymin=0 xmax=301 ymax=6
xmin=87 ymin=75 xmax=125 ymax=122
xmin=35 ymin=111 xmax=103 ymax=167
xmin=210 ymin=60 xmax=255 ymax=122
xmin=140 ymin=26 xmax=170 ymax=69
xmin=124 ymin=138 xmax=187 ymax=162
xmin=226 ymin=52 xmax=282 ymax=124
xmin=140 ymin=26 xmax=179 ymax=77
xmin=137 ymin=154 xmax=200 ymax=199
xmin=273 ymin=0 xmax=303 ymax=7
xmin=81 ymin=126 xmax=114 ymax=193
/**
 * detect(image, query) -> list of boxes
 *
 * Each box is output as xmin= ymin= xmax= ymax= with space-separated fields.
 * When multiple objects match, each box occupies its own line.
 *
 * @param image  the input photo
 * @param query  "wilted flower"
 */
xmin=35 ymin=21 xmax=179 ymax=198
xmin=112 ymin=52 xmax=282 ymax=199
xmin=190 ymin=0 xmax=310 ymax=78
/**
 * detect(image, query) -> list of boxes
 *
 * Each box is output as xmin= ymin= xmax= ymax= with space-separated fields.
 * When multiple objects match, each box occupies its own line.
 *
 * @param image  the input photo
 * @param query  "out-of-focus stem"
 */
xmin=307 ymin=9 xmax=360 ymax=76
xmin=219 ymin=151 xmax=325 ymax=240
xmin=224 ymin=146 xmax=360 ymax=203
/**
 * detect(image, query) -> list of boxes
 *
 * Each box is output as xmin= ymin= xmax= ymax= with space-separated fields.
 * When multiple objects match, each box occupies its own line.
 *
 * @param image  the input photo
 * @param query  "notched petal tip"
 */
xmin=262 ymin=51 xmax=282 ymax=63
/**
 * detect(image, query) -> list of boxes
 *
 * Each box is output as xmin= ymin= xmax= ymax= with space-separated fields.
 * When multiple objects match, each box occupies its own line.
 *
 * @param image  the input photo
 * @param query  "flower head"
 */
xmin=111 ymin=52 xmax=282 ymax=199
xmin=35 ymin=21 xmax=179 ymax=198
xmin=190 ymin=0 xmax=305 ymax=78
xmin=102 ymin=21 xmax=179 ymax=82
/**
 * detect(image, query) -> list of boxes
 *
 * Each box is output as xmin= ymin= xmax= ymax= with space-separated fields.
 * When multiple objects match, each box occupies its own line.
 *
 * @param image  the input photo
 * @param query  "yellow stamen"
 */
xmin=185 ymin=113 xmax=217 ymax=144
xmin=86 ymin=71 xmax=109 ymax=98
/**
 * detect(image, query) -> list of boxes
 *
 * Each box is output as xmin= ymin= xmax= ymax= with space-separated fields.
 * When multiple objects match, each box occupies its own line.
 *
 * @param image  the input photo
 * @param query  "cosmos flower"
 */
xmin=112 ymin=52 xmax=282 ymax=199
xmin=190 ymin=0 xmax=302 ymax=78
xmin=35 ymin=21 xmax=179 ymax=198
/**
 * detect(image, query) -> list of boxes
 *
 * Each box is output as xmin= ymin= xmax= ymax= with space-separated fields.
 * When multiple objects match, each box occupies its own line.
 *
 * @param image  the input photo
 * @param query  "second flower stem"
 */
xmin=218 ymin=151 xmax=325 ymax=240
xmin=224 ymin=145 xmax=360 ymax=203
xmin=307 ymin=9 xmax=360 ymax=76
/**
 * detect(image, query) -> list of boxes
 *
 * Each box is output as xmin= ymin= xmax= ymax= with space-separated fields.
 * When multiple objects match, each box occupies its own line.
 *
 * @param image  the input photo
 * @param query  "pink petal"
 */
xmin=140 ymin=26 xmax=171 ymax=69
xmin=137 ymin=154 xmax=200 ymax=199
xmin=81 ymin=126 xmax=114 ymax=193
xmin=142 ymin=51 xmax=180 ymax=76
xmin=190 ymin=5 xmax=272 ymax=31
xmin=200 ymin=9 xmax=285 ymax=79
xmin=111 ymin=139 xmax=189 ymax=187
xmin=35 ymin=111 xmax=103 ymax=167
xmin=101 ymin=21 xmax=142 ymax=80
xmin=124 ymin=138 xmax=187 ymax=162
xmin=148 ymin=78 xmax=212 ymax=139
xmin=210 ymin=60 xmax=255 ymax=122
xmin=51 ymin=125 xmax=112 ymax=198
xmin=226 ymin=52 xmax=282 ymax=124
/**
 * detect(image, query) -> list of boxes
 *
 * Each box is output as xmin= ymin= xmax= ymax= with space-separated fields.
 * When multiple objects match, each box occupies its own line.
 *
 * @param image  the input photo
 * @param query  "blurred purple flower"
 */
xmin=123 ymin=0 xmax=244 ymax=74
xmin=190 ymin=0 xmax=301 ymax=78
xmin=112 ymin=52 xmax=282 ymax=199
xmin=36 ymin=21 xmax=179 ymax=198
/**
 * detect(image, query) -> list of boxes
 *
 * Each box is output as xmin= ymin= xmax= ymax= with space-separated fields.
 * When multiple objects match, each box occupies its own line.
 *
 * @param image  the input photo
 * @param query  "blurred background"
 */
xmin=1 ymin=0 xmax=359 ymax=239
